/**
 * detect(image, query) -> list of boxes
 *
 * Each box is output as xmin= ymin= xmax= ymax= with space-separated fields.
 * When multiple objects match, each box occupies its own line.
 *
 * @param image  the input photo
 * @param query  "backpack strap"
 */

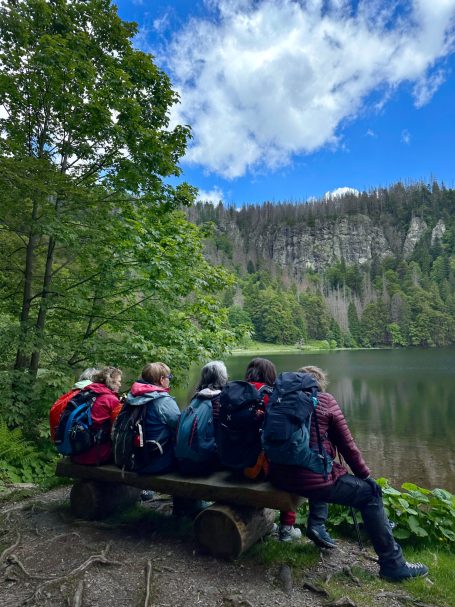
xmin=310 ymin=387 xmax=329 ymax=481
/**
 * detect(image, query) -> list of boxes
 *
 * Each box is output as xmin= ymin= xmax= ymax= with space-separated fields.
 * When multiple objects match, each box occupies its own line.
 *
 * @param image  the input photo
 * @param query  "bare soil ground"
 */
xmin=0 ymin=487 xmax=417 ymax=607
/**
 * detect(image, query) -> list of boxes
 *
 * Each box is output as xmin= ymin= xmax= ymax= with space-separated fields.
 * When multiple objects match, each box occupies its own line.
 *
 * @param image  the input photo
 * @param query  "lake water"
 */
xmin=172 ymin=348 xmax=455 ymax=493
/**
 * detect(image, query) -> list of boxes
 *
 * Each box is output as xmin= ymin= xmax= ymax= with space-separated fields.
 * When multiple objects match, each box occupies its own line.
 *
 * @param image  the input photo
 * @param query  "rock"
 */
xmin=431 ymin=219 xmax=446 ymax=246
xmin=403 ymin=217 xmax=428 ymax=259
xmin=277 ymin=564 xmax=293 ymax=594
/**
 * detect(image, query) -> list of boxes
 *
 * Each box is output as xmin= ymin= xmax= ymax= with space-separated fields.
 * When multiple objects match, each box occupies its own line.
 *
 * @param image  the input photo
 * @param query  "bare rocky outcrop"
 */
xmin=402 ymin=217 xmax=428 ymax=259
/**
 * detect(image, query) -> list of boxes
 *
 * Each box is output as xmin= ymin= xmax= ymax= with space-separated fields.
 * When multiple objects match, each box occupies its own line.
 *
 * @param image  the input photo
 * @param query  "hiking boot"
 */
xmin=380 ymin=561 xmax=429 ymax=582
xmin=279 ymin=525 xmax=302 ymax=542
xmin=306 ymin=525 xmax=337 ymax=549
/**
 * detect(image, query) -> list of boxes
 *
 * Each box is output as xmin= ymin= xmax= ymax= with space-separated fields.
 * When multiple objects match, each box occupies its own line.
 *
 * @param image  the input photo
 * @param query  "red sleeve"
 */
xmin=326 ymin=394 xmax=370 ymax=479
xmin=91 ymin=394 xmax=120 ymax=426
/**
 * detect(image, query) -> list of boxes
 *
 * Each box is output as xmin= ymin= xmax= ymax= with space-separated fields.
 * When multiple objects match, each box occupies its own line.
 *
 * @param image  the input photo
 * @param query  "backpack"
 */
xmin=217 ymin=381 xmax=270 ymax=471
xmin=54 ymin=390 xmax=106 ymax=456
xmin=112 ymin=399 xmax=169 ymax=472
xmin=262 ymin=372 xmax=333 ymax=479
xmin=175 ymin=396 xmax=216 ymax=465
xmin=49 ymin=389 xmax=79 ymax=441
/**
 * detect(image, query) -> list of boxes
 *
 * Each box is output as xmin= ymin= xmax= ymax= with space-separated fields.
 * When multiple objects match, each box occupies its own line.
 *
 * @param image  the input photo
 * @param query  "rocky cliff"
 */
xmin=214 ymin=212 xmax=444 ymax=277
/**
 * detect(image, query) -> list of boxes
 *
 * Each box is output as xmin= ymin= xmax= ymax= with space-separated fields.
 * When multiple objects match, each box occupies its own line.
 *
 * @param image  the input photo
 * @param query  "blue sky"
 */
xmin=115 ymin=0 xmax=455 ymax=205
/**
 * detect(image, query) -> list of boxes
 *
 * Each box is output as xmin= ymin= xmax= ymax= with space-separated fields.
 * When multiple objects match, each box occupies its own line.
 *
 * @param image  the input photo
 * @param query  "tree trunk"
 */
xmin=14 ymin=199 xmax=39 ymax=372
xmin=30 ymin=234 xmax=56 ymax=375
xmin=194 ymin=504 xmax=275 ymax=560
xmin=70 ymin=480 xmax=140 ymax=520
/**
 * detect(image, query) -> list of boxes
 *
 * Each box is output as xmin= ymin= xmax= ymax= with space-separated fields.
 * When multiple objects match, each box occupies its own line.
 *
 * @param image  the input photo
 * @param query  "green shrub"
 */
xmin=297 ymin=478 xmax=455 ymax=546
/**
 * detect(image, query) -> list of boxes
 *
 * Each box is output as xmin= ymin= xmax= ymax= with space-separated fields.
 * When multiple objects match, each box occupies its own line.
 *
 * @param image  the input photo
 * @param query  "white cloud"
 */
xmin=401 ymin=129 xmax=411 ymax=144
xmin=196 ymin=186 xmax=224 ymax=204
xmin=162 ymin=0 xmax=455 ymax=178
xmin=366 ymin=129 xmax=377 ymax=138
xmin=324 ymin=187 xmax=360 ymax=200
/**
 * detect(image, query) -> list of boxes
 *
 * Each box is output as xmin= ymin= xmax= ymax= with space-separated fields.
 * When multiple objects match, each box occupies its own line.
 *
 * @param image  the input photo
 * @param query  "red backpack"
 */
xmin=49 ymin=389 xmax=79 ymax=441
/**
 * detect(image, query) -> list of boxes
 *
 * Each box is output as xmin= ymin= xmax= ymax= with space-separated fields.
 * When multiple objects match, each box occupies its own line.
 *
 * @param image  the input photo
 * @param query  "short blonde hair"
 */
xmin=141 ymin=362 xmax=170 ymax=385
xmin=298 ymin=365 xmax=328 ymax=391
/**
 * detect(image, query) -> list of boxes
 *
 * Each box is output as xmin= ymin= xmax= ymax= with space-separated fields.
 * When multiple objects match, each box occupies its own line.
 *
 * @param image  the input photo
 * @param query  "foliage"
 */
xmin=297 ymin=479 xmax=455 ymax=546
xmin=0 ymin=0 xmax=239 ymax=439
xmin=0 ymin=421 xmax=57 ymax=487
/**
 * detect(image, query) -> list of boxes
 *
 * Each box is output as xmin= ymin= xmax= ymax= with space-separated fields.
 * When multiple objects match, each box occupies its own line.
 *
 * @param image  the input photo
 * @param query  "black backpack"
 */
xmin=112 ymin=400 xmax=169 ymax=472
xmin=217 ymin=381 xmax=270 ymax=471
xmin=55 ymin=390 xmax=108 ymax=456
xmin=262 ymin=372 xmax=332 ymax=479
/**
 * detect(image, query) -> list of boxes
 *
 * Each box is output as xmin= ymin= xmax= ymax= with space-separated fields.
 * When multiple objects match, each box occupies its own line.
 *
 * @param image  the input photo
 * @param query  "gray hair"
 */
xmin=297 ymin=365 xmax=328 ymax=392
xmin=78 ymin=367 xmax=99 ymax=382
xmin=196 ymin=360 xmax=228 ymax=391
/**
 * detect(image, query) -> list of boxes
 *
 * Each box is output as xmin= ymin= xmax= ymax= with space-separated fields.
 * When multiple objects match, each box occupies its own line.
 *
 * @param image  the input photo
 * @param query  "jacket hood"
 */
xmin=197 ymin=387 xmax=221 ymax=399
xmin=130 ymin=381 xmax=169 ymax=397
xmin=73 ymin=379 xmax=92 ymax=390
xmin=82 ymin=382 xmax=116 ymax=395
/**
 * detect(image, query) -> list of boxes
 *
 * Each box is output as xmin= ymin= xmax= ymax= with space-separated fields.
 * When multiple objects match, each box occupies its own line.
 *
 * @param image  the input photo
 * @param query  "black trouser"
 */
xmin=307 ymin=500 xmax=329 ymax=528
xmin=310 ymin=474 xmax=405 ymax=570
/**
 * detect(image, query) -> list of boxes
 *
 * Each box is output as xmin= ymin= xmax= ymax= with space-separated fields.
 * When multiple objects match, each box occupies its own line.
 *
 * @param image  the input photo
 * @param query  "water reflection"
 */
xmin=172 ymin=348 xmax=455 ymax=492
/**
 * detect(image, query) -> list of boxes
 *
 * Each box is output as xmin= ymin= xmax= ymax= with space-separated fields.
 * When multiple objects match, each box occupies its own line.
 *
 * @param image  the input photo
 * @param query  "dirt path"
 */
xmin=0 ymin=487 xmax=407 ymax=607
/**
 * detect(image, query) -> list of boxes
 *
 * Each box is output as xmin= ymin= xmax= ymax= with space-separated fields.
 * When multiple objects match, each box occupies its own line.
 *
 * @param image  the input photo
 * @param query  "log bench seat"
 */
xmin=56 ymin=458 xmax=304 ymax=559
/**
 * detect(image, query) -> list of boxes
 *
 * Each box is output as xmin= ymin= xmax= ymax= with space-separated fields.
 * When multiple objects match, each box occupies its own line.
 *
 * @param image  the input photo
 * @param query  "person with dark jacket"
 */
xmin=125 ymin=362 xmax=179 ymax=474
xmin=269 ymin=365 xmax=429 ymax=582
xmin=72 ymin=366 xmax=122 ymax=465
xmin=242 ymin=357 xmax=302 ymax=543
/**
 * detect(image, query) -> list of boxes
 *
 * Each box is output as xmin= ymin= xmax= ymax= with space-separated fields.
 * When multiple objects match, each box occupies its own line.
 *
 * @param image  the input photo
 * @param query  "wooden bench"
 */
xmin=56 ymin=458 xmax=304 ymax=559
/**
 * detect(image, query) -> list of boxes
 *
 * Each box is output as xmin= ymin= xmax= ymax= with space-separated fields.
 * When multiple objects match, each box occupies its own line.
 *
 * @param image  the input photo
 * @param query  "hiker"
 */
xmin=268 ymin=365 xmax=428 ymax=581
xmin=175 ymin=360 xmax=228 ymax=476
xmin=49 ymin=368 xmax=99 ymax=441
xmin=71 ymin=366 xmax=122 ymax=465
xmin=123 ymin=362 xmax=179 ymax=474
xmin=217 ymin=357 xmax=302 ymax=542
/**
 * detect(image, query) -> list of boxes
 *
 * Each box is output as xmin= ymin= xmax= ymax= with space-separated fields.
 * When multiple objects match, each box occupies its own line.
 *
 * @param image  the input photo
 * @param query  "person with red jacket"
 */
xmin=269 ymin=365 xmax=428 ymax=582
xmin=72 ymin=366 xmax=122 ymax=466
xmin=243 ymin=357 xmax=302 ymax=543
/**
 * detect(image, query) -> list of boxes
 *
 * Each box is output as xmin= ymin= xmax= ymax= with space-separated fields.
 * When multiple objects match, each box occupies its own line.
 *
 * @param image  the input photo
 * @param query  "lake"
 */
xmin=173 ymin=348 xmax=455 ymax=493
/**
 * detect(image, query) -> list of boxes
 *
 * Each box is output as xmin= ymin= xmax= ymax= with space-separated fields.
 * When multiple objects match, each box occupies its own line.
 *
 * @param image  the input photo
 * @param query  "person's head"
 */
xmin=92 ymin=366 xmax=122 ymax=392
xmin=245 ymin=357 xmax=276 ymax=386
xmin=77 ymin=367 xmax=99 ymax=382
xmin=196 ymin=360 xmax=228 ymax=391
xmin=297 ymin=365 xmax=328 ymax=391
xmin=141 ymin=362 xmax=172 ymax=389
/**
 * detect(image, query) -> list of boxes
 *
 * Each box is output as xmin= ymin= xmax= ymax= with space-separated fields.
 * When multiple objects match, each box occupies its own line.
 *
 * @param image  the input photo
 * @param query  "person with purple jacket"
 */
xmin=268 ymin=365 xmax=429 ymax=582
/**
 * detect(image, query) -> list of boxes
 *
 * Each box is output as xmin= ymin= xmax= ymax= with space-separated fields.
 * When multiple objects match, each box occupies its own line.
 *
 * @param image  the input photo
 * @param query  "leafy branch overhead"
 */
xmin=0 ymin=0 xmax=239 ymax=433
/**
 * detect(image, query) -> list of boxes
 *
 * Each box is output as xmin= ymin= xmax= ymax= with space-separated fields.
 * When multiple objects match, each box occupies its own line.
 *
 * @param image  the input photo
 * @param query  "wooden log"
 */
xmin=194 ymin=504 xmax=275 ymax=560
xmin=70 ymin=480 xmax=140 ymax=520
xmin=56 ymin=459 xmax=303 ymax=512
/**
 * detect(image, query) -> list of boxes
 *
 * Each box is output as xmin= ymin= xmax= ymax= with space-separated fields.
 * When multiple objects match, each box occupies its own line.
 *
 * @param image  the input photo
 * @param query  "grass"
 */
xmin=243 ymin=536 xmax=455 ymax=607
xmin=231 ymin=339 xmax=341 ymax=355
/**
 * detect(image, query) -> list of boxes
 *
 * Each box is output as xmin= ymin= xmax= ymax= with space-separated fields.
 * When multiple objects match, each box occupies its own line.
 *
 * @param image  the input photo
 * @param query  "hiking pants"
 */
xmin=313 ymin=474 xmax=405 ymax=570
xmin=307 ymin=500 xmax=329 ymax=528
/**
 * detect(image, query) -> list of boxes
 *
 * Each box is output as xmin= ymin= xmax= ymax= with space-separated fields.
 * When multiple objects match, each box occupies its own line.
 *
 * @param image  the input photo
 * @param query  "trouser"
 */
xmin=313 ymin=474 xmax=405 ymax=570
xmin=307 ymin=500 xmax=329 ymax=528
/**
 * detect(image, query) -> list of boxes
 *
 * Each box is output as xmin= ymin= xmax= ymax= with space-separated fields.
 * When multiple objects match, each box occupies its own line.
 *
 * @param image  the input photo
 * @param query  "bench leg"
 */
xmin=194 ymin=503 xmax=275 ymax=560
xmin=70 ymin=480 xmax=140 ymax=520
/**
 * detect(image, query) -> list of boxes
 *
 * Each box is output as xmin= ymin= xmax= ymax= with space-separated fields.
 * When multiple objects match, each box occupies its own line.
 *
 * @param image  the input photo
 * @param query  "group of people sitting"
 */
xmin=52 ymin=358 xmax=428 ymax=582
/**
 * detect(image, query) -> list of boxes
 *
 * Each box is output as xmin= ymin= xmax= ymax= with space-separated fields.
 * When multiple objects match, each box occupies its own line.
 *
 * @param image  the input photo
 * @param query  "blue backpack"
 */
xmin=54 ymin=390 xmax=107 ymax=456
xmin=175 ymin=396 xmax=216 ymax=465
xmin=262 ymin=372 xmax=332 ymax=479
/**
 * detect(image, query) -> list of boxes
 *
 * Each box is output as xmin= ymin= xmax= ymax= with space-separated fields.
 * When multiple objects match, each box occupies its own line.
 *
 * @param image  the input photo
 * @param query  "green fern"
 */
xmin=0 ymin=421 xmax=56 ymax=486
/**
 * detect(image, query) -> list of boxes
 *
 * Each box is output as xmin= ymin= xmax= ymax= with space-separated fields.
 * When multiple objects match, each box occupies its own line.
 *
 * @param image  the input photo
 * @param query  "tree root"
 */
xmin=342 ymin=565 xmax=361 ymax=586
xmin=144 ymin=559 xmax=153 ymax=607
xmin=6 ymin=555 xmax=50 ymax=580
xmin=72 ymin=579 xmax=84 ymax=607
xmin=22 ymin=543 xmax=120 ymax=605
xmin=0 ymin=532 xmax=20 ymax=564
xmin=302 ymin=580 xmax=329 ymax=596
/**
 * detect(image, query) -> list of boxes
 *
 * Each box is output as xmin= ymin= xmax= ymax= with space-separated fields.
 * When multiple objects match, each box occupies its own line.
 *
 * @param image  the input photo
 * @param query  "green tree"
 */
xmin=300 ymin=293 xmax=331 ymax=339
xmin=347 ymin=302 xmax=361 ymax=345
xmin=0 ymin=0 xmax=236 ymax=427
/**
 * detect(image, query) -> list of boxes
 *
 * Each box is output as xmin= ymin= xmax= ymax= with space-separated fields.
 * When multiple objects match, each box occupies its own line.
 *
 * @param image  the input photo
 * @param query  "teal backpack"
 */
xmin=175 ymin=396 xmax=216 ymax=465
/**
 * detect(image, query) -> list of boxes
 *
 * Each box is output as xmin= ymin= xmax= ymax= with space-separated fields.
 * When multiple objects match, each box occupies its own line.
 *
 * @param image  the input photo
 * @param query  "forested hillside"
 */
xmin=189 ymin=182 xmax=455 ymax=348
